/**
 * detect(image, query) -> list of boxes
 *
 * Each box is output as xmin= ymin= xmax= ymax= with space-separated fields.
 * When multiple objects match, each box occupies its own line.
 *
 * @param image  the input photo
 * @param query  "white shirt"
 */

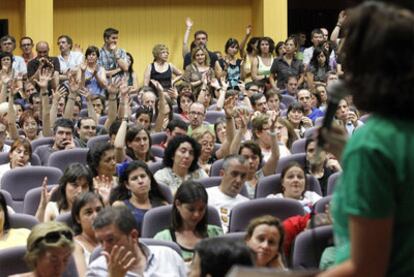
xmin=267 ymin=191 xmax=322 ymax=213
xmin=87 ymin=244 xmax=186 ymax=277
xmin=58 ymin=51 xmax=84 ymax=73
xmin=206 ymin=186 xmax=249 ymax=233
xmin=12 ymin=56 xmax=27 ymax=75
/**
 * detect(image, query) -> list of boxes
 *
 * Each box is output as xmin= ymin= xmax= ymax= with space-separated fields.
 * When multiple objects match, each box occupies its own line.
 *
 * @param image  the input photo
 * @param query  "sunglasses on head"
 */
xmin=31 ymin=230 xmax=73 ymax=250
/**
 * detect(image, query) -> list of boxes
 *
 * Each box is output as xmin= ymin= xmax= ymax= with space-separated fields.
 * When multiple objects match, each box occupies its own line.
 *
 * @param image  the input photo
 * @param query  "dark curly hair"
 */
xmin=256 ymin=37 xmax=275 ymax=56
xmin=87 ymin=142 xmax=114 ymax=176
xmin=342 ymin=2 xmax=414 ymax=120
xmin=163 ymin=135 xmax=201 ymax=173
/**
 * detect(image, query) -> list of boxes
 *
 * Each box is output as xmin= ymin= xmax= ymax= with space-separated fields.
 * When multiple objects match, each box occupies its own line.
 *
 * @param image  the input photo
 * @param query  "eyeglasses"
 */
xmin=31 ymin=230 xmax=73 ymax=251
xmin=189 ymin=111 xmax=204 ymax=116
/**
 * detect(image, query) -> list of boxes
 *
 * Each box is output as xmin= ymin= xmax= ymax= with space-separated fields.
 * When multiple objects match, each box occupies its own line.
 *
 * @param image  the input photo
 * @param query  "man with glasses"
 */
xmin=75 ymin=117 xmax=97 ymax=148
xmin=27 ymin=41 xmax=60 ymax=90
xmin=187 ymin=102 xmax=213 ymax=136
xmin=0 ymin=35 xmax=27 ymax=76
xmin=20 ymin=36 xmax=36 ymax=64
xmin=207 ymin=155 xmax=249 ymax=232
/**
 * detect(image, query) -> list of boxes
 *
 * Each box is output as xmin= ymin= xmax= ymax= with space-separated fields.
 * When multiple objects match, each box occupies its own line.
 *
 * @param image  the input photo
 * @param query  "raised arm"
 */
xmin=50 ymin=86 xmax=67 ymax=126
xmin=104 ymin=78 xmax=120 ymax=130
xmin=216 ymin=95 xmax=236 ymax=159
xmin=229 ymin=110 xmax=248 ymax=155
xmin=35 ymin=68 xmax=53 ymax=137
xmin=114 ymin=99 xmax=130 ymax=163
xmin=143 ymin=64 xmax=152 ymax=87
xmin=262 ymin=112 xmax=280 ymax=176
xmin=239 ymin=25 xmax=252 ymax=59
xmin=63 ymin=73 xmax=80 ymax=120
xmin=250 ymin=57 xmax=262 ymax=81
xmin=7 ymin=84 xmax=19 ymax=140
xmin=78 ymin=88 xmax=99 ymax=125
xmin=152 ymin=80 xmax=167 ymax=133
xmin=331 ymin=10 xmax=347 ymax=42
xmin=182 ymin=17 xmax=193 ymax=58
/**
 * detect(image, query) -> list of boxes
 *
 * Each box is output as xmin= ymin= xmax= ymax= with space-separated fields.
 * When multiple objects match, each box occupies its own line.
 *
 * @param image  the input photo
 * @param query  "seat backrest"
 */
xmin=47 ymin=148 xmax=89 ymax=171
xmin=255 ymin=173 xmax=322 ymax=198
xmin=23 ymin=185 xmax=58 ymax=216
xmin=228 ymin=198 xmax=305 ymax=232
xmin=209 ymin=159 xmax=224 ymax=176
xmin=292 ymin=225 xmax=333 ymax=269
xmin=313 ymin=196 xmax=333 ymax=214
xmin=275 ymin=153 xmax=306 ymax=174
xmin=0 ymin=246 xmax=78 ymax=277
xmin=0 ymin=190 xmax=14 ymax=211
xmin=281 ymin=94 xmax=297 ymax=107
xmin=327 ymin=171 xmax=341 ymax=195
xmin=89 ymin=239 xmax=182 ymax=264
xmin=150 ymin=132 xmax=167 ymax=145
xmin=205 ymin=111 xmax=225 ymax=124
xmin=291 ymin=138 xmax=307 ymax=154
xmin=219 ymin=232 xmax=246 ymax=242
xmin=151 ymin=145 xmax=165 ymax=158
xmin=30 ymin=137 xmax=54 ymax=152
xmin=157 ymin=182 xmax=173 ymax=204
xmin=8 ymin=213 xmax=39 ymax=229
xmin=98 ymin=115 xmax=108 ymax=125
xmin=141 ymin=205 xmax=222 ymax=238
xmin=2 ymin=167 xmax=62 ymax=212
xmin=56 ymin=212 xmax=75 ymax=229
xmin=148 ymin=160 xmax=165 ymax=175
xmin=86 ymin=134 xmax=110 ymax=149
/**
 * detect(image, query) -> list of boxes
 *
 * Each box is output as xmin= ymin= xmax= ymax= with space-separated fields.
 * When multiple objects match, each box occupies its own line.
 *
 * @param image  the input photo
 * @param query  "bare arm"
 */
xmin=50 ymin=86 xmax=66 ymax=126
xmin=79 ymin=88 xmax=99 ymax=125
xmin=229 ymin=110 xmax=248 ymax=155
xmin=104 ymin=78 xmax=120 ymax=130
xmin=330 ymin=10 xmax=347 ymax=42
xmin=251 ymin=57 xmax=263 ymax=81
xmin=114 ymin=99 xmax=130 ymax=163
xmin=143 ymin=64 xmax=151 ymax=86
xmin=152 ymin=80 xmax=167 ymax=133
xmin=216 ymin=95 xmax=236 ymax=159
xmin=262 ymin=112 xmax=280 ymax=176
xmin=7 ymin=87 xmax=19 ymax=140
xmin=38 ymin=70 xmax=53 ymax=137
xmin=239 ymin=25 xmax=252 ymax=59
xmin=319 ymin=216 xmax=393 ymax=277
xmin=63 ymin=73 xmax=80 ymax=120
xmin=182 ymin=17 xmax=193 ymax=58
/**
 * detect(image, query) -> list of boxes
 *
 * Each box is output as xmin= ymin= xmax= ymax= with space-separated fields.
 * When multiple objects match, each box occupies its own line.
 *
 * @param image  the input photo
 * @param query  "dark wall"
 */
xmin=0 ymin=20 xmax=8 ymax=39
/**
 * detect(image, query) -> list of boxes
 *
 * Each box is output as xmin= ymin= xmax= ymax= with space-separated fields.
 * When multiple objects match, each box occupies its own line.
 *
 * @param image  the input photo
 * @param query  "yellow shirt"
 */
xmin=0 ymin=228 xmax=31 ymax=250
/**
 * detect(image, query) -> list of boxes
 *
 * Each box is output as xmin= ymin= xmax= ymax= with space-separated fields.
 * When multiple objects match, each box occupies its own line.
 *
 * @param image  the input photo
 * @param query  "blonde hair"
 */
xmin=191 ymin=125 xmax=216 ymax=143
xmin=152 ymin=44 xmax=169 ymax=60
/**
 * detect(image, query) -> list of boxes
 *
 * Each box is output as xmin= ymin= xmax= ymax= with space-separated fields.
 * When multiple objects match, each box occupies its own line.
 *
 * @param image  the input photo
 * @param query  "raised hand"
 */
xmin=103 ymin=244 xmax=137 ymax=277
xmin=35 ymin=67 xmax=53 ymax=89
xmin=246 ymin=25 xmax=252 ymax=36
xmin=150 ymin=79 xmax=163 ymax=93
xmin=94 ymin=175 xmax=113 ymax=204
xmin=185 ymin=17 xmax=193 ymax=28
xmin=38 ymin=177 xmax=58 ymax=208
xmin=68 ymin=71 xmax=80 ymax=93
xmin=223 ymin=95 xmax=236 ymax=118
xmin=78 ymin=87 xmax=92 ymax=102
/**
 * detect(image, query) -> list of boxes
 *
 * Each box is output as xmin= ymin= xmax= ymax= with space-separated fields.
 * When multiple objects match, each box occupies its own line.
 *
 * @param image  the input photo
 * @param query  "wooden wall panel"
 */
xmin=0 ymin=0 xmax=24 ymax=44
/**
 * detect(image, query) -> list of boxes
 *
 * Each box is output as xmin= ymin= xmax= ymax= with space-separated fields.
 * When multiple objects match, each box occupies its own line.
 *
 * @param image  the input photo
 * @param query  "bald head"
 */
xmin=36 ymin=41 xmax=50 ymax=58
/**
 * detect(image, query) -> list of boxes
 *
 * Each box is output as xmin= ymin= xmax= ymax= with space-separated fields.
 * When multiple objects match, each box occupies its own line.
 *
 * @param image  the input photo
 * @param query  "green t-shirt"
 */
xmin=153 ymin=224 xmax=223 ymax=261
xmin=332 ymin=115 xmax=414 ymax=276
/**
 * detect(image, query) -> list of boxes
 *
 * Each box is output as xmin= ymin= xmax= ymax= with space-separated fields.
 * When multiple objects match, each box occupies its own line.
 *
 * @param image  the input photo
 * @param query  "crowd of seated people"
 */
xmin=0 ymin=10 xmax=362 ymax=277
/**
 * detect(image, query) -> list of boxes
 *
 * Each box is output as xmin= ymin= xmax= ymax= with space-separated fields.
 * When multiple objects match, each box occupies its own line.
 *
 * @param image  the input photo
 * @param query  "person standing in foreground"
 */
xmin=319 ymin=2 xmax=414 ymax=276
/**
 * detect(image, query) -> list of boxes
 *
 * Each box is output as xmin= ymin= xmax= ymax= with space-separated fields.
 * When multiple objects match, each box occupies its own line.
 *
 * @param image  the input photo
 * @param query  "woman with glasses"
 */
xmin=14 ymin=221 xmax=75 ymax=277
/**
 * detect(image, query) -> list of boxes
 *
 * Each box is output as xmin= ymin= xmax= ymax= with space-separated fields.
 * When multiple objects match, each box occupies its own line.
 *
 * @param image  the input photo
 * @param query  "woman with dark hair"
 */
xmin=110 ymin=161 xmax=167 ymax=230
xmin=219 ymin=38 xmax=243 ymax=89
xmin=320 ymin=3 xmax=414 ymax=276
xmin=177 ymin=84 xmax=195 ymax=122
xmin=245 ymin=215 xmax=286 ymax=269
xmin=286 ymin=102 xmax=313 ymax=138
xmin=36 ymin=163 xmax=94 ymax=222
xmin=275 ymin=41 xmax=286 ymax=57
xmin=251 ymin=37 xmax=275 ymax=85
xmin=87 ymin=142 xmax=116 ymax=178
xmin=241 ymin=32 xmax=260 ymax=82
xmin=72 ymin=192 xmax=104 ymax=275
xmin=114 ymin=126 xmax=156 ymax=164
xmin=80 ymin=46 xmax=107 ymax=96
xmin=306 ymin=46 xmax=331 ymax=90
xmin=154 ymin=181 xmax=222 ymax=262
xmin=0 ymin=191 xmax=31 ymax=250
xmin=271 ymin=36 xmax=305 ymax=90
xmin=124 ymin=52 xmax=139 ymax=94
xmin=154 ymin=135 xmax=207 ymax=194
xmin=0 ymin=137 xmax=32 ymax=183
xmin=267 ymin=162 xmax=321 ymax=212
